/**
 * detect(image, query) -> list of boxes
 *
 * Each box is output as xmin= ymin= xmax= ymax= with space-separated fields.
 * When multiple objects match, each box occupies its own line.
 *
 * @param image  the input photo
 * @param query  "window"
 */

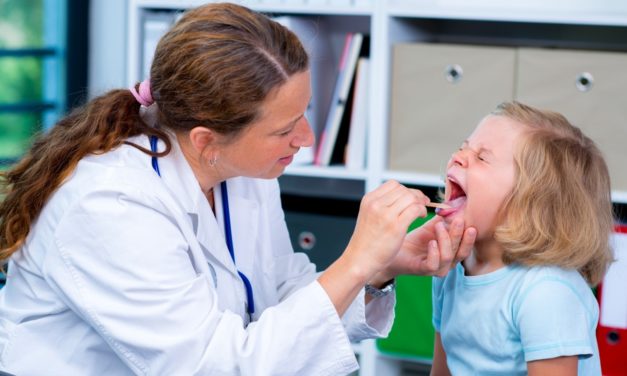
xmin=0 ymin=0 xmax=67 ymax=167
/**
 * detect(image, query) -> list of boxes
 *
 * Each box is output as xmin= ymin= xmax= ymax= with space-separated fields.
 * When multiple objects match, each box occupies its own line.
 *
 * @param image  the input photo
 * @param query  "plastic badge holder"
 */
xmin=376 ymin=212 xmax=436 ymax=362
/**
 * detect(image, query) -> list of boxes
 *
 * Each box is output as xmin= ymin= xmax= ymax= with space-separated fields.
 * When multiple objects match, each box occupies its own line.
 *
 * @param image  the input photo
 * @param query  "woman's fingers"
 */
xmin=367 ymin=180 xmax=430 ymax=208
xmin=349 ymin=182 xmax=433 ymax=276
xmin=363 ymin=183 xmax=429 ymax=232
xmin=366 ymin=180 xmax=403 ymax=202
xmin=427 ymin=218 xmax=476 ymax=277
xmin=350 ymin=180 xmax=477 ymax=281
xmin=391 ymin=192 xmax=428 ymax=223
xmin=455 ymin=227 xmax=476 ymax=263
xmin=421 ymin=215 xmax=442 ymax=233
xmin=424 ymin=240 xmax=440 ymax=272
xmin=439 ymin=219 xmax=463 ymax=265
xmin=434 ymin=221 xmax=453 ymax=267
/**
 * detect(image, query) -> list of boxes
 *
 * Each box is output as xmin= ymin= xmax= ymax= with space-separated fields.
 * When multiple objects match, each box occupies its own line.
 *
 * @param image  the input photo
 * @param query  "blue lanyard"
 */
xmin=149 ymin=136 xmax=255 ymax=317
xmin=150 ymin=136 xmax=161 ymax=176
xmin=220 ymin=181 xmax=255 ymax=315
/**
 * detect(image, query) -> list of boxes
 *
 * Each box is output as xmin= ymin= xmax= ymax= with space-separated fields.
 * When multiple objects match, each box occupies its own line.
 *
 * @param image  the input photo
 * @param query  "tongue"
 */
xmin=435 ymin=196 xmax=467 ymax=216
xmin=447 ymin=196 xmax=467 ymax=208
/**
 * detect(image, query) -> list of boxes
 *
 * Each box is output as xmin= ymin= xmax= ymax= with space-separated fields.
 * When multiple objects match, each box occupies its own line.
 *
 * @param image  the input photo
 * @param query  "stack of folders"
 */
xmin=315 ymin=33 xmax=370 ymax=169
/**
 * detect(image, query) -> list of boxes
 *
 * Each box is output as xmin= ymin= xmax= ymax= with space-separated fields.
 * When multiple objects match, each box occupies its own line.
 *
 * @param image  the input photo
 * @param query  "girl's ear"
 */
xmin=188 ymin=126 xmax=219 ymax=154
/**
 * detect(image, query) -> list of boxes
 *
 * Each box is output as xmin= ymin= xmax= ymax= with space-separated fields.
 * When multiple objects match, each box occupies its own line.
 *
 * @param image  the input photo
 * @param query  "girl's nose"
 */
xmin=451 ymin=148 xmax=469 ymax=167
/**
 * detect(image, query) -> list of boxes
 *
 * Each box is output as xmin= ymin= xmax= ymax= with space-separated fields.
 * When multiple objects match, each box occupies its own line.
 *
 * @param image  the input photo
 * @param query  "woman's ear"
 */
xmin=188 ymin=126 xmax=218 ymax=155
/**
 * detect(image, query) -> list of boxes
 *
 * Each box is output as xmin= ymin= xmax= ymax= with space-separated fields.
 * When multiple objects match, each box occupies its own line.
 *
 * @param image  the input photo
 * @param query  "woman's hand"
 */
xmin=370 ymin=215 xmax=476 ymax=285
xmin=319 ymin=180 xmax=429 ymax=315
xmin=343 ymin=180 xmax=431 ymax=280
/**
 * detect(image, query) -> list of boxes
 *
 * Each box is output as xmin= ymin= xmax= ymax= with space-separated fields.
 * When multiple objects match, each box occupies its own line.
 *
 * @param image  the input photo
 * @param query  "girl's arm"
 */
xmin=527 ymin=356 xmax=578 ymax=375
xmin=430 ymin=332 xmax=452 ymax=376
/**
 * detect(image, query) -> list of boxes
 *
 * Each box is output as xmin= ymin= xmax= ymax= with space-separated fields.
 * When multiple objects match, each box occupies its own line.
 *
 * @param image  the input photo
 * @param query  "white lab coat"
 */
xmin=0 ymin=135 xmax=395 ymax=376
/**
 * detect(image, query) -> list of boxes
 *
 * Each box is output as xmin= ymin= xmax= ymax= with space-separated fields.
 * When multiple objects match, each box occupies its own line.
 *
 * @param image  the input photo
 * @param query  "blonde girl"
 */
xmin=431 ymin=101 xmax=613 ymax=375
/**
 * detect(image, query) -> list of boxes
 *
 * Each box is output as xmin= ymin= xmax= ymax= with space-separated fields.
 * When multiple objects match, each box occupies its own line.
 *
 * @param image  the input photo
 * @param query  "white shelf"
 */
xmin=382 ymin=171 xmax=444 ymax=188
xmin=612 ymin=191 xmax=627 ymax=204
xmin=250 ymin=4 xmax=373 ymax=16
xmin=387 ymin=0 xmax=627 ymax=26
xmin=285 ymin=165 xmax=368 ymax=180
xmin=388 ymin=9 xmax=627 ymax=26
xmin=129 ymin=0 xmax=373 ymax=15
xmin=388 ymin=10 xmax=627 ymax=26
xmin=129 ymin=0 xmax=211 ymax=9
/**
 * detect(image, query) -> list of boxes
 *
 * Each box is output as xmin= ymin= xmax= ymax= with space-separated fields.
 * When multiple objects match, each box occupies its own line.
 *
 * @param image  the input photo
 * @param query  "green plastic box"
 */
xmin=376 ymin=213 xmax=435 ymax=362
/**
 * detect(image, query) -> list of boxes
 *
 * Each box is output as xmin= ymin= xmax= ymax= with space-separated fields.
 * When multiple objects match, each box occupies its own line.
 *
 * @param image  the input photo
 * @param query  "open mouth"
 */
xmin=436 ymin=178 xmax=467 ymax=217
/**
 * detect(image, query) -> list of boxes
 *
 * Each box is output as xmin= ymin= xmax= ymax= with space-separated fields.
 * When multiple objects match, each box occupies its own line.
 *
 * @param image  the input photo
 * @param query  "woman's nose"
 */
xmin=292 ymin=118 xmax=315 ymax=148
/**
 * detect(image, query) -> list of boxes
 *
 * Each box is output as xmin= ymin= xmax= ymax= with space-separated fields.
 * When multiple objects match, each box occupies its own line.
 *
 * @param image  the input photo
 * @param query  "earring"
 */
xmin=209 ymin=155 xmax=218 ymax=167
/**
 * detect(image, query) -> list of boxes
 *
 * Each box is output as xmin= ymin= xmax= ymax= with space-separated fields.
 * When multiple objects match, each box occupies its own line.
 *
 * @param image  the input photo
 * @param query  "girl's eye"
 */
xmin=477 ymin=153 xmax=487 ymax=162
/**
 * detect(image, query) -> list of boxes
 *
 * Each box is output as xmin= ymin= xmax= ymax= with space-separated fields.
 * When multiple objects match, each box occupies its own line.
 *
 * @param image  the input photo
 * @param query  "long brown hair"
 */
xmin=494 ymin=101 xmax=614 ymax=285
xmin=0 ymin=3 xmax=309 ymax=261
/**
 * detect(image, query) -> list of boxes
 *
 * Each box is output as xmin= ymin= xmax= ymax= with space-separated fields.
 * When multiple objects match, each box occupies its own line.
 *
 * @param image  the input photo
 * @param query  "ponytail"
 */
xmin=0 ymin=88 xmax=170 ymax=261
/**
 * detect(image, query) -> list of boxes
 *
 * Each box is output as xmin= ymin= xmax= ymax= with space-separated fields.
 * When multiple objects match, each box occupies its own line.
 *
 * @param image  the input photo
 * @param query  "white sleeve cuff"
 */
xmin=342 ymin=288 xmax=396 ymax=342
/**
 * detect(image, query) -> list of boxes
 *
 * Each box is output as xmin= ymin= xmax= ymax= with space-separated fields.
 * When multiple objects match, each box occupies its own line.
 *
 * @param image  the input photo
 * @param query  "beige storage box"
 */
xmin=389 ymin=43 xmax=516 ymax=176
xmin=516 ymin=47 xmax=627 ymax=192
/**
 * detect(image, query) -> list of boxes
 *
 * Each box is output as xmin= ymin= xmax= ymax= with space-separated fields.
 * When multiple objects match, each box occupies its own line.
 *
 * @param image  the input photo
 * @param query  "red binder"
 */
xmin=596 ymin=225 xmax=627 ymax=376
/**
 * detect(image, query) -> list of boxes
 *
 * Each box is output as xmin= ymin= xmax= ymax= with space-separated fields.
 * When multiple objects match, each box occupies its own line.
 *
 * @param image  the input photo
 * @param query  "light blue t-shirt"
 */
xmin=432 ymin=263 xmax=601 ymax=375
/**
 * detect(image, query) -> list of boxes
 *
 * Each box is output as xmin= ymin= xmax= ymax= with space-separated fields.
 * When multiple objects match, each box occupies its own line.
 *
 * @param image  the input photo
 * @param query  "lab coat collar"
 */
xmin=151 ymin=135 xmax=243 ymax=279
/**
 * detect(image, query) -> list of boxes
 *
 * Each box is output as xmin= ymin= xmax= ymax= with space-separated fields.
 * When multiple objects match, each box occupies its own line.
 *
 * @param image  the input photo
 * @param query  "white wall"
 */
xmin=88 ymin=0 xmax=128 ymax=98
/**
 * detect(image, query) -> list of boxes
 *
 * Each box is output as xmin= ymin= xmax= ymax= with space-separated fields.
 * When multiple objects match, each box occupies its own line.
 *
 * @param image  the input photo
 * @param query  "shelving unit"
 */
xmin=127 ymin=0 xmax=627 ymax=199
xmin=125 ymin=1 xmax=627 ymax=374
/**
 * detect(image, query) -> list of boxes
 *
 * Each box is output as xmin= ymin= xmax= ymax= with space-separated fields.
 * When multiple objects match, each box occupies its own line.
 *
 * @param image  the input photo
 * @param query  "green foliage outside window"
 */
xmin=0 ymin=0 xmax=45 ymax=165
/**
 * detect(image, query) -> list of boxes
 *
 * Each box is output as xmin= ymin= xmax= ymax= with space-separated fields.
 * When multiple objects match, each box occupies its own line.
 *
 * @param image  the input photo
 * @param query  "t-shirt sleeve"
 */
xmin=432 ymin=275 xmax=445 ymax=332
xmin=514 ymin=278 xmax=597 ymax=362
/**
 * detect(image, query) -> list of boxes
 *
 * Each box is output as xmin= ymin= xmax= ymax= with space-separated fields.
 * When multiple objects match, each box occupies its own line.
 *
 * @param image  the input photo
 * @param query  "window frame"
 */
xmin=0 ymin=0 xmax=88 ymax=167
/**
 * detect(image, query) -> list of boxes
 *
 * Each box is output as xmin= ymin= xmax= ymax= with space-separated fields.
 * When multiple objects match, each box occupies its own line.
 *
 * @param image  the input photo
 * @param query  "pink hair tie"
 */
xmin=130 ymin=79 xmax=154 ymax=107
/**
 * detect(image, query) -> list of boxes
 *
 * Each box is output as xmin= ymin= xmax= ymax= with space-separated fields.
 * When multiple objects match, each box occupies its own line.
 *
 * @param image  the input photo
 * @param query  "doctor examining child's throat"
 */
xmin=0 ymin=3 xmax=477 ymax=375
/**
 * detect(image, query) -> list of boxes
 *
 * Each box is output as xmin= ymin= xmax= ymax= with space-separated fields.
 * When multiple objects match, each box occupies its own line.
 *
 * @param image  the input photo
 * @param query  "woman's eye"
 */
xmin=278 ymin=128 xmax=293 ymax=136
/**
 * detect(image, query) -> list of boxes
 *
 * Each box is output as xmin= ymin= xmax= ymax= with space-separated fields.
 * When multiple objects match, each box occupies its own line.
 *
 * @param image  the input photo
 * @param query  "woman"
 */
xmin=0 ymin=3 xmax=475 ymax=375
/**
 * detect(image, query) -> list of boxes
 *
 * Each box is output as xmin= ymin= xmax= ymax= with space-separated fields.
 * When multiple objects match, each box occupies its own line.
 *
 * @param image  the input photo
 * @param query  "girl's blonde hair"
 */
xmin=494 ymin=101 xmax=614 ymax=286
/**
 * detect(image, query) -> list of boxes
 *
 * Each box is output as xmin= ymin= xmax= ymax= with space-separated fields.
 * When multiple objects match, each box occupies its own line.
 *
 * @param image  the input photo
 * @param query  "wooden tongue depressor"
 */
xmin=425 ymin=202 xmax=451 ymax=209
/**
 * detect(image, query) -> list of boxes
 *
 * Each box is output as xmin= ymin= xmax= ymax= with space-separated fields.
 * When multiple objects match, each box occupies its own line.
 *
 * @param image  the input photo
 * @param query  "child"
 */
xmin=431 ymin=101 xmax=614 ymax=375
